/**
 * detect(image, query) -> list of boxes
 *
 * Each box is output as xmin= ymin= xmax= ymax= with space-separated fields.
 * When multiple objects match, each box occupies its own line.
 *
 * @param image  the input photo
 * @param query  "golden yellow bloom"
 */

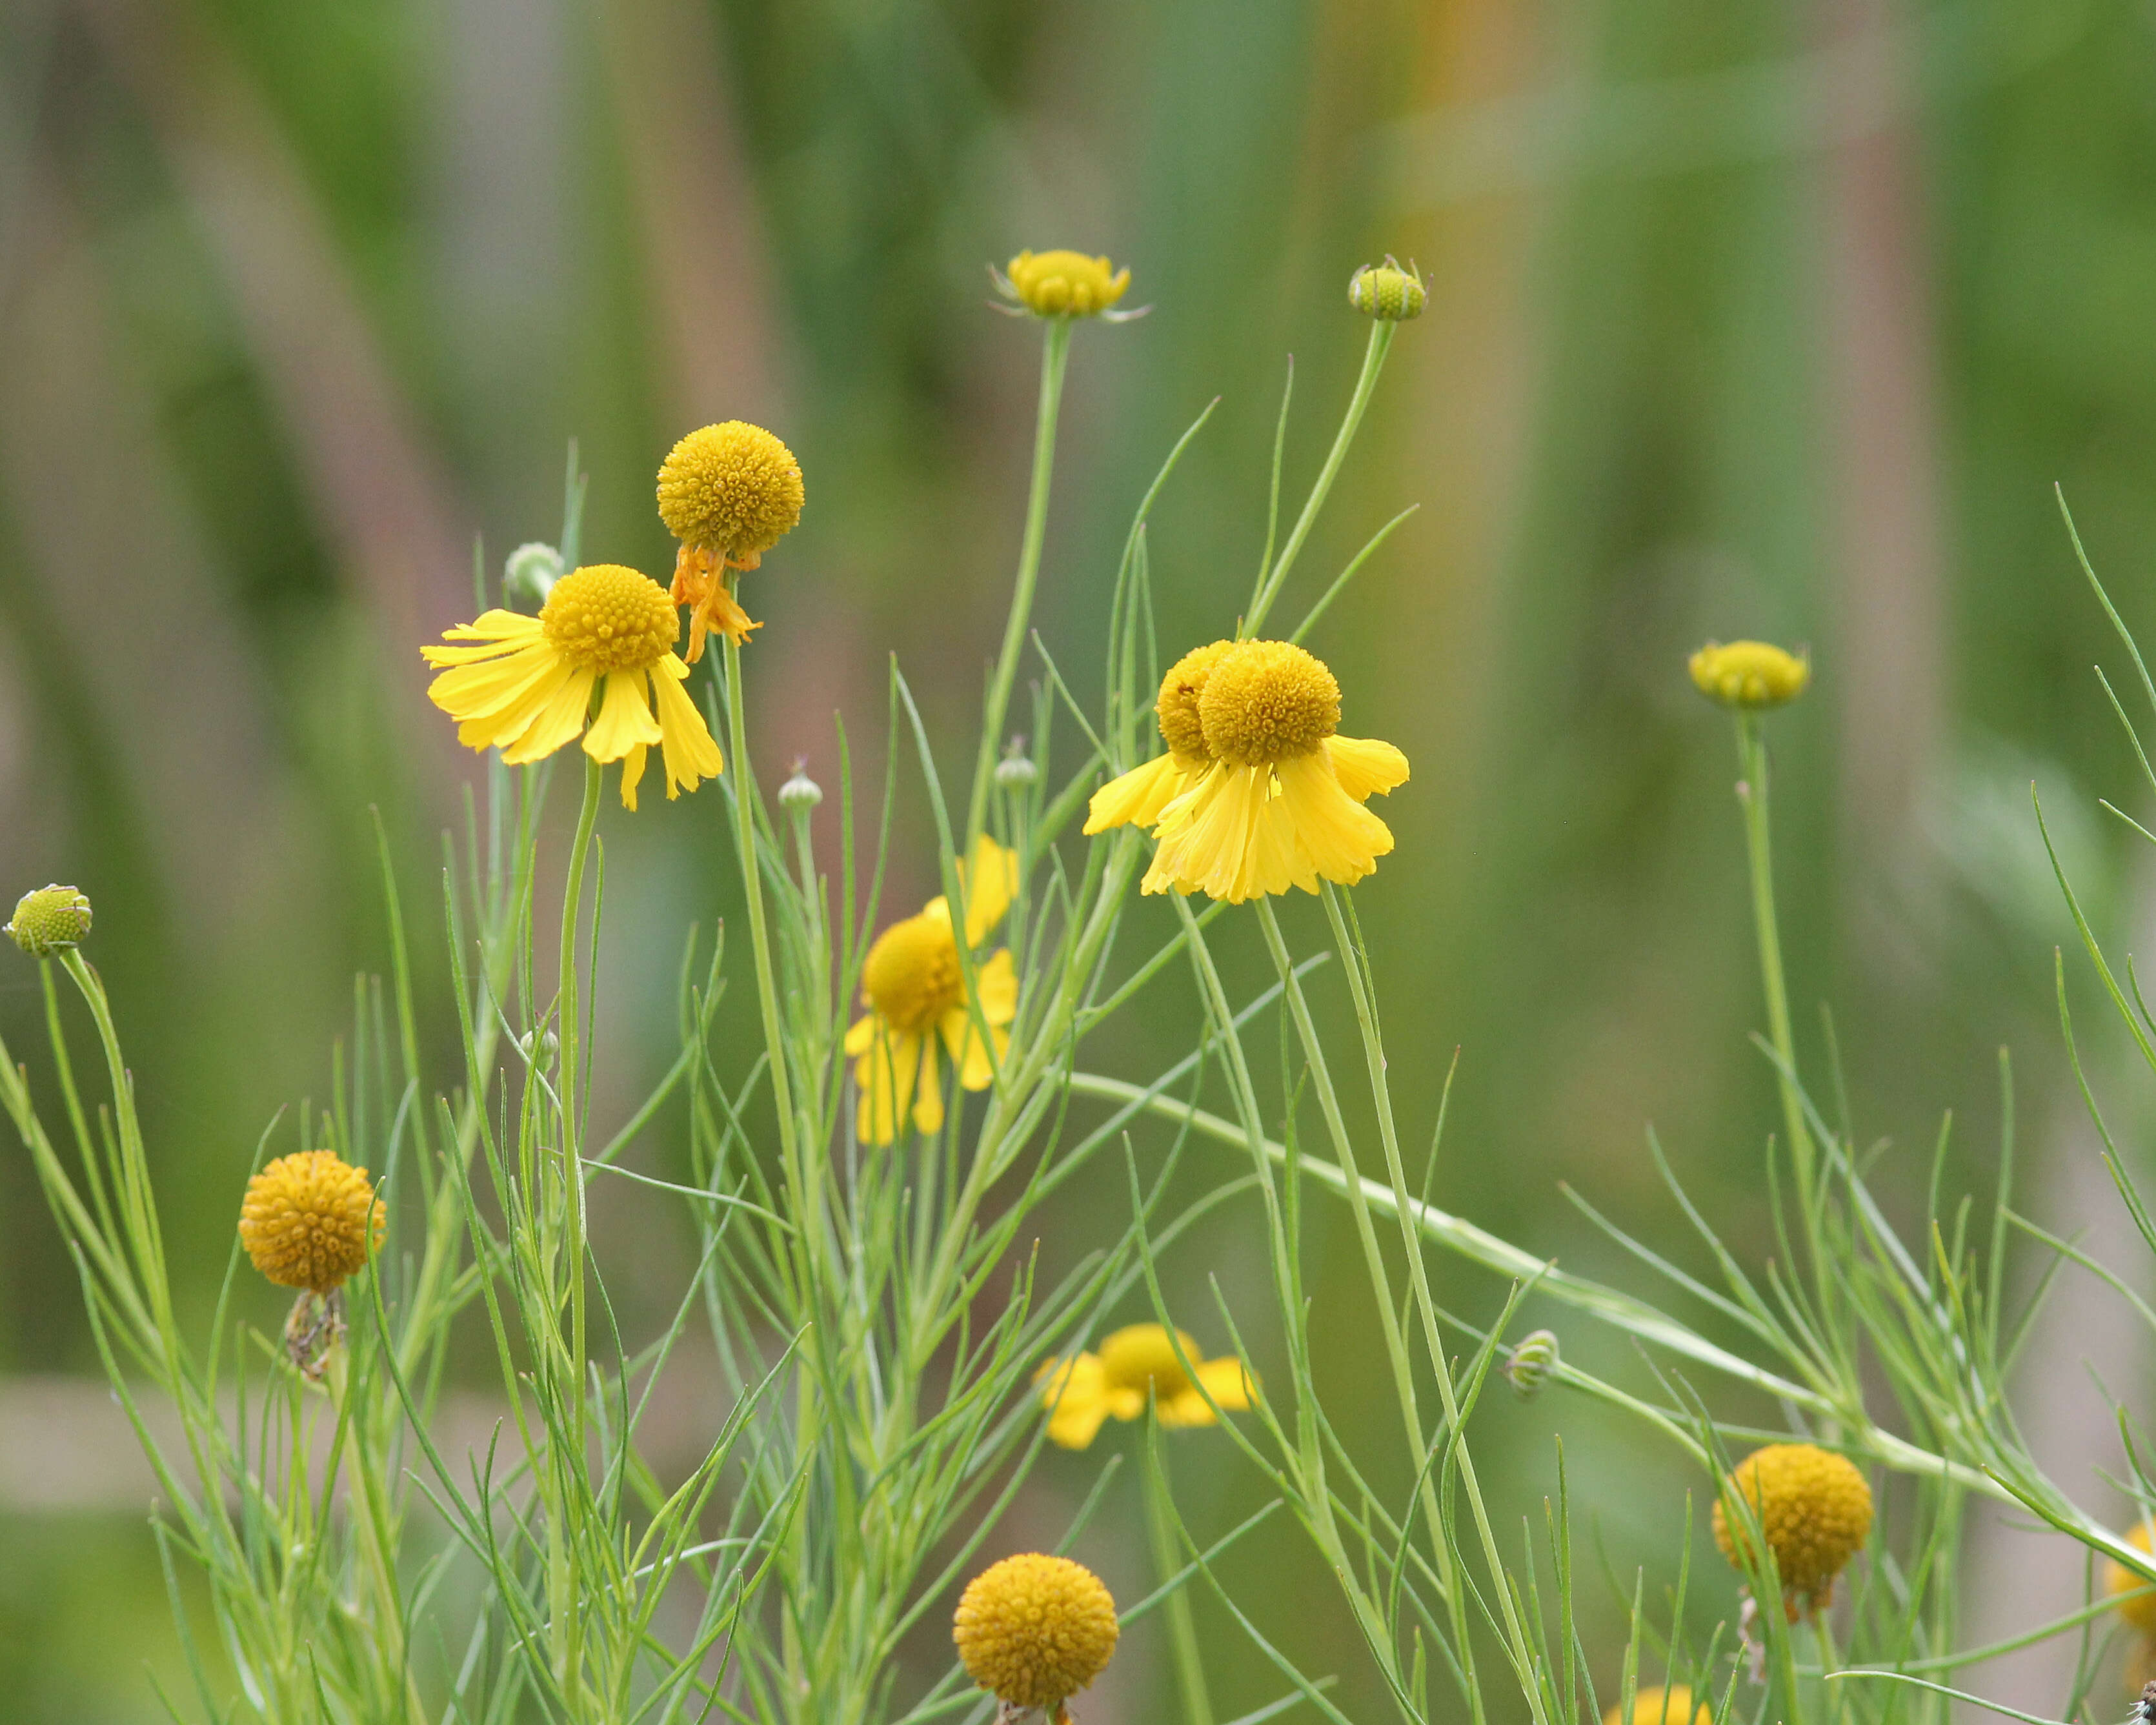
xmin=6 ymin=884 xmax=92 ymax=957
xmin=953 ymin=1553 xmax=1118 ymax=1713
xmin=421 ymin=564 xmax=723 ymax=811
xmin=1712 ymin=1442 xmax=1872 ymax=1615
xmin=2106 ymin=1521 xmax=2156 ymax=1638
xmin=1602 ymin=1685 xmax=1710 ymax=1725
xmin=1083 ymin=640 xmax=1235 ymax=836
xmin=1000 ymin=250 xmax=1132 ymax=319
xmin=844 ymin=836 xmax=1020 ymax=1144
xmin=1142 ymin=640 xmax=1409 ymax=903
xmin=656 ymin=421 xmax=805 ymax=663
xmin=239 ymin=1149 xmax=384 ymax=1293
xmin=1689 ymin=640 xmax=1809 ymax=709
xmin=1034 ymin=1323 xmax=1254 ymax=1449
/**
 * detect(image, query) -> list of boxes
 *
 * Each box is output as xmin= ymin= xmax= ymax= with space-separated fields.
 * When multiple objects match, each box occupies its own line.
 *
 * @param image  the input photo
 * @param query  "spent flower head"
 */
xmin=1713 ymin=1442 xmax=1872 ymax=1616
xmin=953 ymin=1553 xmax=1118 ymax=1715
xmin=657 ymin=421 xmax=805 ymax=662
xmin=1689 ymin=640 xmax=1809 ymax=710
xmin=6 ymin=884 xmax=92 ymax=957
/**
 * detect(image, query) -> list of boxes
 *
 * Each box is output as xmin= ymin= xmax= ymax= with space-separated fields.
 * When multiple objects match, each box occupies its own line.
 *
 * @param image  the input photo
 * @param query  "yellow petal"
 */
xmin=958 ymin=833 xmax=1020 ymax=944
xmin=1083 ymin=754 xmax=1189 ymax=834
xmin=1151 ymin=763 xmax=1304 ymax=903
xmin=851 ymin=1024 xmax=921 ymax=1146
xmin=1036 ymin=1355 xmax=1113 ymax=1449
xmin=499 ymin=667 xmax=595 ymax=765
xmin=584 ymin=670 xmax=665 ymax=763
xmin=938 ymin=1002 xmax=1010 ymax=1091
xmin=650 ymin=654 xmax=725 ymax=797
xmin=1196 ymin=1355 xmax=1254 ymax=1411
xmin=972 ymin=948 xmax=1018 ymax=1026
xmin=911 ymin=1037 xmax=945 ymax=1134
xmin=1276 ymin=753 xmax=1394 ymax=888
xmin=421 ymin=610 xmax=545 ymax=664
xmin=1323 ymin=734 xmax=1410 ymax=802
xmin=620 ymin=745 xmax=647 ymax=811
xmin=1157 ymin=1389 xmax=1222 ymax=1429
xmin=428 ymin=640 xmax=565 ymax=722
xmin=843 ymin=1013 xmax=878 ymax=1056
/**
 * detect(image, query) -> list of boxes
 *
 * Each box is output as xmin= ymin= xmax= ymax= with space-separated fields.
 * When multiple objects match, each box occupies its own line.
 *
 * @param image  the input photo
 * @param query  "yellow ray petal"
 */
xmin=1083 ymin=754 xmax=1189 ymax=834
xmin=1036 ymin=1354 xmax=1114 ymax=1449
xmin=972 ymin=948 xmax=1018 ymax=1025
xmin=1323 ymin=734 xmax=1410 ymax=801
xmin=1277 ymin=753 xmax=1394 ymax=887
xmin=428 ymin=640 xmax=565 ymax=722
xmin=585 ymin=670 xmax=664 ymax=762
xmin=620 ymin=745 xmax=647 ymax=811
xmin=911 ymin=1038 xmax=946 ymax=1134
xmin=500 ymin=668 xmax=596 ymax=765
xmin=938 ymin=1001 xmax=1011 ymax=1091
xmin=448 ymin=654 xmax=579 ymax=753
xmin=650 ymin=653 xmax=725 ymax=796
xmin=851 ymin=1025 xmax=923 ymax=1145
xmin=958 ymin=834 xmax=1020 ymax=944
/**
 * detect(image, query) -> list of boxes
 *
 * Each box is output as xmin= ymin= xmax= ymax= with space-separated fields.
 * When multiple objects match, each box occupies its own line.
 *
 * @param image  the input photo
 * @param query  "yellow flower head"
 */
xmin=1140 ymin=640 xmax=1409 ymax=903
xmin=1035 ymin=1322 xmax=1254 ymax=1449
xmin=1712 ymin=1442 xmax=1872 ymax=1615
xmin=1083 ymin=640 xmax=1235 ymax=838
xmin=2105 ymin=1520 xmax=2156 ymax=1638
xmin=844 ymin=835 xmax=1020 ymax=1144
xmin=953 ymin=1553 xmax=1118 ymax=1712
xmin=656 ymin=421 xmax=805 ymax=663
xmin=1348 ymin=259 xmax=1427 ymax=322
xmin=1689 ymin=640 xmax=1809 ymax=710
xmin=1000 ymin=250 xmax=1133 ymax=319
xmin=239 ymin=1149 xmax=385 ymax=1293
xmin=1602 ymin=1686 xmax=1711 ymax=1725
xmin=421 ymin=564 xmax=723 ymax=811
xmin=6 ymin=884 xmax=92 ymax=957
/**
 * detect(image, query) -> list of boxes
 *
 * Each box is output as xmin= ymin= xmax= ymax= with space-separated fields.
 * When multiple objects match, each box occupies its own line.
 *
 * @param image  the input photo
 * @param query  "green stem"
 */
xmin=1143 ymin=1438 xmax=1214 ymax=1725
xmin=967 ymin=318 xmax=1072 ymax=847
xmin=1735 ymin=715 xmax=1814 ymax=1208
xmin=1244 ymin=320 xmax=1394 ymax=638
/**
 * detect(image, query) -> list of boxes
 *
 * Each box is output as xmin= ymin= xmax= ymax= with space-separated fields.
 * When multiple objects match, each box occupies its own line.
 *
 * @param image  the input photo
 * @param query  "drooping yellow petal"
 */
xmin=1083 ymin=754 xmax=1193 ymax=834
xmin=1149 ymin=763 xmax=1309 ymax=903
xmin=911 ymin=1038 xmax=947 ymax=1133
xmin=1196 ymin=1355 xmax=1254 ymax=1410
xmin=1036 ymin=1353 xmax=1114 ymax=1449
xmin=1323 ymin=735 xmax=1410 ymax=802
xmin=649 ymin=652 xmax=725 ymax=796
xmin=972 ymin=948 xmax=1018 ymax=1027
xmin=958 ymin=834 xmax=1020 ymax=944
xmin=851 ymin=1023 xmax=924 ymax=1145
xmin=1276 ymin=753 xmax=1394 ymax=887
xmin=938 ymin=998 xmax=1011 ymax=1091
xmin=501 ymin=667 xmax=597 ymax=765
xmin=448 ymin=650 xmax=575 ymax=754
xmin=584 ymin=670 xmax=664 ymax=762
xmin=620 ymin=745 xmax=648 ymax=811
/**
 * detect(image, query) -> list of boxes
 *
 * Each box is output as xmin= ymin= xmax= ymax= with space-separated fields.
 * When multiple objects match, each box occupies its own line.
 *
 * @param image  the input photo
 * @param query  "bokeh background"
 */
xmin=6 ymin=0 xmax=2156 ymax=1717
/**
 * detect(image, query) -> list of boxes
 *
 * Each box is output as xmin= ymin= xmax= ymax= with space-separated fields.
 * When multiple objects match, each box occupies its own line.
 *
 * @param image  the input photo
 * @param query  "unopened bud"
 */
xmin=1688 ymin=640 xmax=1809 ymax=711
xmin=1504 ymin=1329 xmax=1558 ymax=1400
xmin=6 ymin=884 xmax=92 ymax=957
xmin=504 ymin=541 xmax=565 ymax=606
xmin=517 ymin=1027 xmax=559 ymax=1069
xmin=1348 ymin=259 xmax=1427 ymax=321
xmin=779 ymin=767 xmax=823 ymax=811
xmin=995 ymin=743 xmax=1038 ymax=790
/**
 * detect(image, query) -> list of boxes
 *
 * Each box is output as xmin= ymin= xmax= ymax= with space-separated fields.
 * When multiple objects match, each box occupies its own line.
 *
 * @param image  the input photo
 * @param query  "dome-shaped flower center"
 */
xmin=862 ymin=912 xmax=965 ymax=1034
xmin=953 ymin=1553 xmax=1120 ymax=1710
xmin=656 ymin=421 xmax=805 ymax=558
xmin=1005 ymin=250 xmax=1130 ymax=318
xmin=1155 ymin=640 xmax=1233 ymax=763
xmin=1198 ymin=640 xmax=1341 ymax=766
xmin=541 ymin=565 xmax=678 ymax=674
xmin=1098 ymin=1324 xmax=1200 ymax=1398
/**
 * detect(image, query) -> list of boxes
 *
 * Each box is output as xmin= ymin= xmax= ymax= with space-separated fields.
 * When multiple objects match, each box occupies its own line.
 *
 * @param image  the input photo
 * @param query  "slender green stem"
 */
xmin=1244 ymin=321 xmax=1394 ymax=638
xmin=1735 ymin=715 xmax=1814 ymax=1207
xmin=1143 ymin=1438 xmax=1214 ymax=1725
xmin=967 ymin=318 xmax=1072 ymax=847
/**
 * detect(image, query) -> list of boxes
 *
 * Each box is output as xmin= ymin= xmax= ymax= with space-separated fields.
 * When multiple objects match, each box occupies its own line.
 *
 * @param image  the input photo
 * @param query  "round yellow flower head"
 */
xmin=863 ymin=913 xmax=967 ymax=1036
xmin=1712 ymin=1442 xmax=1872 ymax=1614
xmin=656 ymin=422 xmax=804 ymax=565
xmin=6 ymin=884 xmax=92 ymax=957
xmin=1689 ymin=641 xmax=1809 ymax=710
xmin=1200 ymin=640 xmax=1343 ymax=765
xmin=1348 ymin=259 xmax=1427 ymax=321
xmin=1003 ymin=250 xmax=1131 ymax=318
xmin=1158 ymin=640 xmax=1235 ymax=764
xmin=2105 ymin=1520 xmax=2156 ymax=1638
xmin=239 ymin=1149 xmax=385 ymax=1293
xmin=1602 ymin=1685 xmax=1711 ymax=1725
xmin=953 ymin=1553 xmax=1118 ymax=1712
xmin=1082 ymin=641 xmax=1235 ymax=838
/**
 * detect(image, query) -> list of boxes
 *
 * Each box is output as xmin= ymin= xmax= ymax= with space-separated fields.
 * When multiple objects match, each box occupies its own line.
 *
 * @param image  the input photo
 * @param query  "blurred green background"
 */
xmin=6 ymin=0 xmax=2156 ymax=1716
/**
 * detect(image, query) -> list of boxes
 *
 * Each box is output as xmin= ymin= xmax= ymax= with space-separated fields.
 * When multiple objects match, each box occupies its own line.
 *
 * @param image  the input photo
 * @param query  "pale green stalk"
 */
xmin=1735 ymin=713 xmax=1814 ymax=1206
xmin=1142 ymin=1440 xmax=1214 ymax=1725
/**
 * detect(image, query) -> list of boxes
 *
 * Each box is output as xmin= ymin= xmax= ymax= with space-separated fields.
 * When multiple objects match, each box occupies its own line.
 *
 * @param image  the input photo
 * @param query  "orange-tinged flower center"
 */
xmin=1199 ymin=640 xmax=1341 ymax=765
xmin=1156 ymin=640 xmax=1233 ymax=762
xmin=540 ymin=565 xmax=678 ymax=674
xmin=862 ymin=913 xmax=965 ymax=1034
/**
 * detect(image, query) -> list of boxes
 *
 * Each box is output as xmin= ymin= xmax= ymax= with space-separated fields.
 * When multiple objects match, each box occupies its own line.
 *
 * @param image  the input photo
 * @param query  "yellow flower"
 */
xmin=6 ymin=884 xmax=92 ymax=957
xmin=1603 ymin=1686 xmax=1711 ymax=1725
xmin=239 ymin=1149 xmax=385 ymax=1293
xmin=999 ymin=250 xmax=1133 ymax=319
xmin=1083 ymin=640 xmax=1236 ymax=836
xmin=421 ymin=563 xmax=723 ymax=811
xmin=1034 ymin=1323 xmax=1254 ymax=1449
xmin=1688 ymin=640 xmax=1809 ymax=709
xmin=2106 ymin=1520 xmax=2156 ymax=1638
xmin=954 ymin=1553 xmax=1118 ymax=1714
xmin=843 ymin=836 xmax=1020 ymax=1144
xmin=1712 ymin=1442 xmax=1872 ymax=1615
xmin=1142 ymin=640 xmax=1409 ymax=903
xmin=656 ymin=421 xmax=805 ymax=663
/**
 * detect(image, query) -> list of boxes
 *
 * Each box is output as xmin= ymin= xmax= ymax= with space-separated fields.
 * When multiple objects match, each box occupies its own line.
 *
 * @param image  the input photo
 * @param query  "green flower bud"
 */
xmin=1504 ymin=1328 xmax=1558 ymax=1399
xmin=1349 ymin=258 xmax=1427 ymax=321
xmin=995 ymin=740 xmax=1038 ymax=790
xmin=504 ymin=541 xmax=565 ymax=606
xmin=6 ymin=884 xmax=93 ymax=957
xmin=779 ymin=767 xmax=823 ymax=811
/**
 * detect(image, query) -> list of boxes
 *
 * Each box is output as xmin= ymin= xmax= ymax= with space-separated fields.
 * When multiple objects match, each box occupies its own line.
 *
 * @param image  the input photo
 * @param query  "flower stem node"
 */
xmin=6 ymin=884 xmax=92 ymax=957
xmin=1689 ymin=640 xmax=1809 ymax=709
xmin=1502 ymin=1328 xmax=1559 ymax=1399
xmin=953 ymin=1553 xmax=1119 ymax=1715
xmin=1713 ymin=1442 xmax=1873 ymax=1617
xmin=778 ymin=765 xmax=824 ymax=812
xmin=1348 ymin=257 xmax=1427 ymax=321
xmin=503 ymin=541 xmax=565 ymax=606
xmin=239 ymin=1149 xmax=385 ymax=1294
xmin=1603 ymin=1686 xmax=1711 ymax=1725
xmin=994 ymin=251 xmax=1140 ymax=320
